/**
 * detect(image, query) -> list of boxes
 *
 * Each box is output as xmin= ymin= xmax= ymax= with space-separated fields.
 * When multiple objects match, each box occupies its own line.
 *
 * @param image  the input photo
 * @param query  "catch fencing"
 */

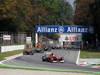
xmin=0 ymin=32 xmax=34 ymax=46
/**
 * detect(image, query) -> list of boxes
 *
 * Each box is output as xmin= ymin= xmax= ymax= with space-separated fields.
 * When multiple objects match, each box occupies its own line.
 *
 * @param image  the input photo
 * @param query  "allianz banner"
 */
xmin=36 ymin=25 xmax=90 ymax=33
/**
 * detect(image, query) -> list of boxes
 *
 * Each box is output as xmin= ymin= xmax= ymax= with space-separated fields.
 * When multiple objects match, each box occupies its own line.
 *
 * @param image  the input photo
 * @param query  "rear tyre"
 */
xmin=42 ymin=56 xmax=46 ymax=62
xmin=31 ymin=53 xmax=34 ymax=55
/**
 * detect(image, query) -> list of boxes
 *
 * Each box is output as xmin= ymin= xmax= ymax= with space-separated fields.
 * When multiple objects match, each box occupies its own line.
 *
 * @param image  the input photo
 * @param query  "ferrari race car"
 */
xmin=23 ymin=50 xmax=34 ymax=55
xmin=42 ymin=52 xmax=64 ymax=63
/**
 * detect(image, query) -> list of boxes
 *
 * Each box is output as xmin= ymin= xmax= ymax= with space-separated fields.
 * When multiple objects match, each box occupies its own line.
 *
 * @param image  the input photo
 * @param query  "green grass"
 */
xmin=0 ymin=50 xmax=23 ymax=61
xmin=0 ymin=64 xmax=100 ymax=75
xmin=0 ymin=44 xmax=25 ymax=46
xmin=80 ymin=50 xmax=100 ymax=58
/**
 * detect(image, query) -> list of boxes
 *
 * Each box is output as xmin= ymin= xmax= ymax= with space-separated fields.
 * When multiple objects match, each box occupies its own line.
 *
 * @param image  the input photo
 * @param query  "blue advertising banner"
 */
xmin=36 ymin=25 xmax=89 ymax=33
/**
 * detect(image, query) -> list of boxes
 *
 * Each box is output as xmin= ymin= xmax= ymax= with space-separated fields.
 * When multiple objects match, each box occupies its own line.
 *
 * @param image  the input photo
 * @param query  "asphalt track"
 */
xmin=2 ymin=49 xmax=100 ymax=72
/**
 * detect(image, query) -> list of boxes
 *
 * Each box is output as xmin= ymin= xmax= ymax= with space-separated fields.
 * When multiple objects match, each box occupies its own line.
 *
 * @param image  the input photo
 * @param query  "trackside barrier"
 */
xmin=0 ymin=45 xmax=25 ymax=53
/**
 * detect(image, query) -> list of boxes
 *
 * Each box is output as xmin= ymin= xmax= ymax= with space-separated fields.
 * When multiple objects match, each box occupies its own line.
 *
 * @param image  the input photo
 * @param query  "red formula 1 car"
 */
xmin=23 ymin=50 xmax=34 ymax=55
xmin=42 ymin=52 xmax=64 ymax=63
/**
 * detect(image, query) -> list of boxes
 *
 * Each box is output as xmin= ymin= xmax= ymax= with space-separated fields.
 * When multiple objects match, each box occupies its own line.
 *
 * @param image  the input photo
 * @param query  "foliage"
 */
xmin=0 ymin=0 xmax=17 ymax=32
xmin=0 ymin=0 xmax=33 ymax=32
xmin=74 ymin=0 xmax=95 ymax=25
xmin=0 ymin=0 xmax=73 ymax=40
xmin=0 ymin=0 xmax=73 ymax=32
xmin=74 ymin=0 xmax=100 ymax=49
xmin=90 ymin=0 xmax=100 ymax=40
xmin=31 ymin=0 xmax=73 ymax=25
xmin=31 ymin=0 xmax=73 ymax=40
xmin=15 ymin=0 xmax=34 ymax=32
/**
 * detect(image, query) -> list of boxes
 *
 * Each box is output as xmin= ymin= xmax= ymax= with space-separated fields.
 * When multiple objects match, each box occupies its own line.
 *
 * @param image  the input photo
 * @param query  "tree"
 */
xmin=74 ymin=0 xmax=95 ymax=25
xmin=15 ymin=0 xmax=34 ymax=32
xmin=31 ymin=0 xmax=73 ymax=40
xmin=31 ymin=0 xmax=73 ymax=25
xmin=74 ymin=0 xmax=100 ymax=49
xmin=0 ymin=0 xmax=17 ymax=32
xmin=0 ymin=0 xmax=34 ymax=32
xmin=0 ymin=0 xmax=73 ymax=40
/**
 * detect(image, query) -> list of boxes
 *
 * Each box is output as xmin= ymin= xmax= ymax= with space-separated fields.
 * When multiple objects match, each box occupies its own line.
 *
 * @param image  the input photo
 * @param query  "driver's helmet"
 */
xmin=50 ymin=53 xmax=54 ymax=56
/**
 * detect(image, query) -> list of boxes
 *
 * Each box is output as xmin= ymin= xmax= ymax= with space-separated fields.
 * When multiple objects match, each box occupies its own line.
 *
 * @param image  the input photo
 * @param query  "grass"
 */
xmin=0 ymin=50 xmax=23 ymax=61
xmin=0 ymin=44 xmax=25 ymax=46
xmin=0 ymin=64 xmax=100 ymax=75
xmin=80 ymin=50 xmax=100 ymax=58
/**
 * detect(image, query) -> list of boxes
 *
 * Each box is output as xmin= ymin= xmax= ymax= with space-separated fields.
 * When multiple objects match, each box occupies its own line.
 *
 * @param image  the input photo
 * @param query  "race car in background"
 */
xmin=23 ymin=50 xmax=34 ymax=55
xmin=42 ymin=52 xmax=64 ymax=63
xmin=34 ymin=47 xmax=44 ymax=53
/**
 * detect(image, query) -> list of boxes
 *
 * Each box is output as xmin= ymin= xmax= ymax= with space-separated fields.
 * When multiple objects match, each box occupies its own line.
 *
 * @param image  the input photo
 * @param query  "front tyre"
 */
xmin=59 ymin=57 xmax=64 ymax=63
xmin=42 ymin=56 xmax=46 ymax=62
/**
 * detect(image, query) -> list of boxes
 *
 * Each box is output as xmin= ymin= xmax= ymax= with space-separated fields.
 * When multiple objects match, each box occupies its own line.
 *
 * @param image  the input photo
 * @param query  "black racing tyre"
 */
xmin=42 ymin=56 xmax=46 ymax=61
xmin=60 ymin=57 xmax=64 ymax=60
xmin=31 ymin=53 xmax=34 ymax=55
